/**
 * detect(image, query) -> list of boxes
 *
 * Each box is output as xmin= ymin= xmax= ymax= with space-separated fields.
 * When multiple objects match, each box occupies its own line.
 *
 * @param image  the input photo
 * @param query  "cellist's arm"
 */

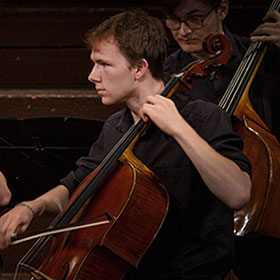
xmin=0 ymin=171 xmax=11 ymax=207
xmin=172 ymin=125 xmax=251 ymax=210
xmin=250 ymin=10 xmax=280 ymax=48
xmin=29 ymin=184 xmax=70 ymax=217
xmin=140 ymin=95 xmax=251 ymax=210
xmin=0 ymin=184 xmax=70 ymax=250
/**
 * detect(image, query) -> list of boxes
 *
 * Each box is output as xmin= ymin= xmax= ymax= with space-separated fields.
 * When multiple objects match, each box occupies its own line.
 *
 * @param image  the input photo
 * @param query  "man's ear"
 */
xmin=134 ymin=58 xmax=149 ymax=80
xmin=217 ymin=0 xmax=229 ymax=21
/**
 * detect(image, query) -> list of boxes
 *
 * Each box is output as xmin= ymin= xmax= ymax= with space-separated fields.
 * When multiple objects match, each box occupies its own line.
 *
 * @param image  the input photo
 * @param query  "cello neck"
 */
xmin=218 ymin=0 xmax=280 ymax=116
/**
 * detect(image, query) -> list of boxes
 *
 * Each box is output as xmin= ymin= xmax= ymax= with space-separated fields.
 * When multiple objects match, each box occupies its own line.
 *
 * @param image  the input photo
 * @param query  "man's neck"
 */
xmin=129 ymin=79 xmax=165 ymax=123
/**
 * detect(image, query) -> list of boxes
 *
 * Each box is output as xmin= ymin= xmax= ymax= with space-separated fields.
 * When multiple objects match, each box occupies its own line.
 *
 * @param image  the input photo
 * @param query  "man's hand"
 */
xmin=0 ymin=203 xmax=34 ymax=250
xmin=140 ymin=95 xmax=186 ymax=137
xmin=251 ymin=11 xmax=280 ymax=48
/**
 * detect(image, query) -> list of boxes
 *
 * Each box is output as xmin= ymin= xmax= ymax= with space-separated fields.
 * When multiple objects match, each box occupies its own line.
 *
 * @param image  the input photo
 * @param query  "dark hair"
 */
xmin=85 ymin=10 xmax=168 ymax=81
xmin=163 ymin=0 xmax=222 ymax=15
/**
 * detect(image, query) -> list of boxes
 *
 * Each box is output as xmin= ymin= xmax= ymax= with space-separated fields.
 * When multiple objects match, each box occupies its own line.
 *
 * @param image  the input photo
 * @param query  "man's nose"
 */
xmin=179 ymin=22 xmax=192 ymax=34
xmin=88 ymin=65 xmax=99 ymax=84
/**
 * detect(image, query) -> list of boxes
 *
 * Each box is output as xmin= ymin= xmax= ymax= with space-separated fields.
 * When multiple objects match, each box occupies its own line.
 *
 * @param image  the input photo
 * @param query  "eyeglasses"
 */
xmin=165 ymin=5 xmax=217 ymax=31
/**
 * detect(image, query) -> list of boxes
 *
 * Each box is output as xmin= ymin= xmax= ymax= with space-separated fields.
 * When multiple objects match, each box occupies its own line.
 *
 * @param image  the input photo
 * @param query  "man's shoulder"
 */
xmin=231 ymin=33 xmax=250 ymax=52
xmin=166 ymin=48 xmax=182 ymax=60
xmin=103 ymin=107 xmax=134 ymax=134
xmin=164 ymin=49 xmax=192 ymax=83
xmin=183 ymin=98 xmax=222 ymax=117
xmin=175 ymin=93 xmax=224 ymax=125
xmin=179 ymin=93 xmax=227 ymax=130
xmin=224 ymin=26 xmax=250 ymax=55
xmin=103 ymin=108 xmax=126 ymax=127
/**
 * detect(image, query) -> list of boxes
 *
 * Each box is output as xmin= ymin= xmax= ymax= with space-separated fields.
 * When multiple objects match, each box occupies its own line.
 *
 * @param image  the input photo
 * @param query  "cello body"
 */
xmin=36 ymin=161 xmax=169 ymax=280
xmin=217 ymin=0 xmax=280 ymax=238
xmin=233 ymin=78 xmax=280 ymax=237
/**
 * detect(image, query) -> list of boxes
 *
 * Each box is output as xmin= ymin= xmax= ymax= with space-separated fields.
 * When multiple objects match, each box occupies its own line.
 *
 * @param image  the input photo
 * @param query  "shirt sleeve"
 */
xmin=60 ymin=116 xmax=122 ymax=194
xmin=200 ymin=105 xmax=252 ymax=176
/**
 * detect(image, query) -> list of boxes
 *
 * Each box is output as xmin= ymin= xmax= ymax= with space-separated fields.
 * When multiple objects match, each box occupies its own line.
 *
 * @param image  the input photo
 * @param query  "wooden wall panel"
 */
xmin=1 ymin=48 xmax=91 ymax=87
xmin=0 ymin=89 xmax=123 ymax=119
xmin=0 ymin=0 xmax=269 ymax=90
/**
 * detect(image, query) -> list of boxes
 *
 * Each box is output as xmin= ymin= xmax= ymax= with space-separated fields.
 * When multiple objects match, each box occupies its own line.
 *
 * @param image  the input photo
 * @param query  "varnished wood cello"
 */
xmin=11 ymin=34 xmax=232 ymax=280
xmin=219 ymin=0 xmax=280 ymax=238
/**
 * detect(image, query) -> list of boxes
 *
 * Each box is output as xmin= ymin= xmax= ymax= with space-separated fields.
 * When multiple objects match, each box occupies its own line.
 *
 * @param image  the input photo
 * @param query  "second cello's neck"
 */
xmin=218 ymin=0 xmax=280 ymax=116
xmin=218 ymin=41 xmax=266 ymax=116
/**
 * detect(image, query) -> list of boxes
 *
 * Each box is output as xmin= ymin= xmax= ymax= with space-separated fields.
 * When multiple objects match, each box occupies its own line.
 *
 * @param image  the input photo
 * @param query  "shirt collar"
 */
xmin=116 ymin=107 xmax=135 ymax=133
xmin=222 ymin=25 xmax=239 ymax=61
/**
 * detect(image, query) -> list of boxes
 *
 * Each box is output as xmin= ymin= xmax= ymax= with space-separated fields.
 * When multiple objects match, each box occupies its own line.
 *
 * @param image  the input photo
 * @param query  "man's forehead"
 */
xmin=173 ymin=0 xmax=207 ymax=17
xmin=90 ymin=38 xmax=117 ymax=58
xmin=91 ymin=36 xmax=116 ymax=52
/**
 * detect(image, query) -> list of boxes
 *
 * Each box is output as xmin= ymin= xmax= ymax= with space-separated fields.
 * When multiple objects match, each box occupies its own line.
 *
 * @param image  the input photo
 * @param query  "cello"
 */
xmin=11 ymin=34 xmax=232 ymax=280
xmin=219 ymin=0 xmax=280 ymax=237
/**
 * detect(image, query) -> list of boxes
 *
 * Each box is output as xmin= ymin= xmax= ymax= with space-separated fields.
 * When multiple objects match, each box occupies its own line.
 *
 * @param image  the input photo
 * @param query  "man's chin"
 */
xmin=100 ymin=98 xmax=111 ymax=106
xmin=183 ymin=45 xmax=201 ymax=53
xmin=101 ymin=98 xmax=117 ymax=106
xmin=179 ymin=42 xmax=202 ymax=54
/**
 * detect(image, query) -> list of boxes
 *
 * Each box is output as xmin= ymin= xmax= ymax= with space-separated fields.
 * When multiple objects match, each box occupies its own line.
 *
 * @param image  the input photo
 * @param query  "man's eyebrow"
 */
xmin=187 ymin=9 xmax=203 ymax=16
xmin=94 ymin=58 xmax=109 ymax=65
xmin=174 ymin=8 xmax=205 ymax=19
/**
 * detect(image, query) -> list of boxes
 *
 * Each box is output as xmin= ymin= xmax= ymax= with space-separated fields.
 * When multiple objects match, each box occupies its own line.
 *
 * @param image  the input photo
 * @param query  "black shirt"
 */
xmin=164 ymin=26 xmax=280 ymax=141
xmin=61 ymin=93 xmax=251 ymax=279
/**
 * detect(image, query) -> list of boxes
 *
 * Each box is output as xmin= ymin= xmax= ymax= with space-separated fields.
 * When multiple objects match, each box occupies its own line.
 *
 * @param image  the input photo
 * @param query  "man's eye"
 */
xmin=169 ymin=18 xmax=178 ymax=23
xmin=189 ymin=16 xmax=204 ymax=23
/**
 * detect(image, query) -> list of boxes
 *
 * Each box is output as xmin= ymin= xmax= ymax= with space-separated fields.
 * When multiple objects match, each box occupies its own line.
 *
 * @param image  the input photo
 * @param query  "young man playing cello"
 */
xmin=0 ymin=10 xmax=251 ymax=279
xmin=163 ymin=0 xmax=280 ymax=140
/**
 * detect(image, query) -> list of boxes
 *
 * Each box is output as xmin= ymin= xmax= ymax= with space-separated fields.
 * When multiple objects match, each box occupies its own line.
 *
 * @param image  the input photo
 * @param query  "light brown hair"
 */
xmin=85 ymin=10 xmax=168 ymax=81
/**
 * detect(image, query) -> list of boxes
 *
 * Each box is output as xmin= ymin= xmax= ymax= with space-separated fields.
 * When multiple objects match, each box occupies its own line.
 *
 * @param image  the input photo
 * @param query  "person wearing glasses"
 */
xmin=163 ymin=0 xmax=280 ymax=279
xmin=163 ymin=0 xmax=280 ymax=140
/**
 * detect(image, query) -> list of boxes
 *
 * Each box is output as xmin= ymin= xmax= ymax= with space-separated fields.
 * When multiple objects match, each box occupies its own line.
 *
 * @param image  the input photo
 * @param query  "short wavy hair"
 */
xmin=85 ymin=10 xmax=168 ymax=81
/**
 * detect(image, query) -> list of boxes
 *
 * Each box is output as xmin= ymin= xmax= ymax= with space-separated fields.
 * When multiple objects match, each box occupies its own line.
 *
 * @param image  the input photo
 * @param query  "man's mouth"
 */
xmin=96 ymin=88 xmax=105 ymax=95
xmin=179 ymin=38 xmax=198 ymax=44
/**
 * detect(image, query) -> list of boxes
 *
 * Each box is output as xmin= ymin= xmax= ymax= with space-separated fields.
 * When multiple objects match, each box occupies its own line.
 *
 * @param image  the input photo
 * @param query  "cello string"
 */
xmin=13 ymin=212 xmax=66 ymax=279
xmin=218 ymin=39 xmax=255 ymax=108
xmin=270 ymin=0 xmax=280 ymax=12
xmin=223 ymin=38 xmax=262 ymax=108
xmin=14 ymin=235 xmax=52 ymax=280
xmin=219 ymin=43 xmax=254 ymax=111
xmin=225 ymin=42 xmax=265 ymax=115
